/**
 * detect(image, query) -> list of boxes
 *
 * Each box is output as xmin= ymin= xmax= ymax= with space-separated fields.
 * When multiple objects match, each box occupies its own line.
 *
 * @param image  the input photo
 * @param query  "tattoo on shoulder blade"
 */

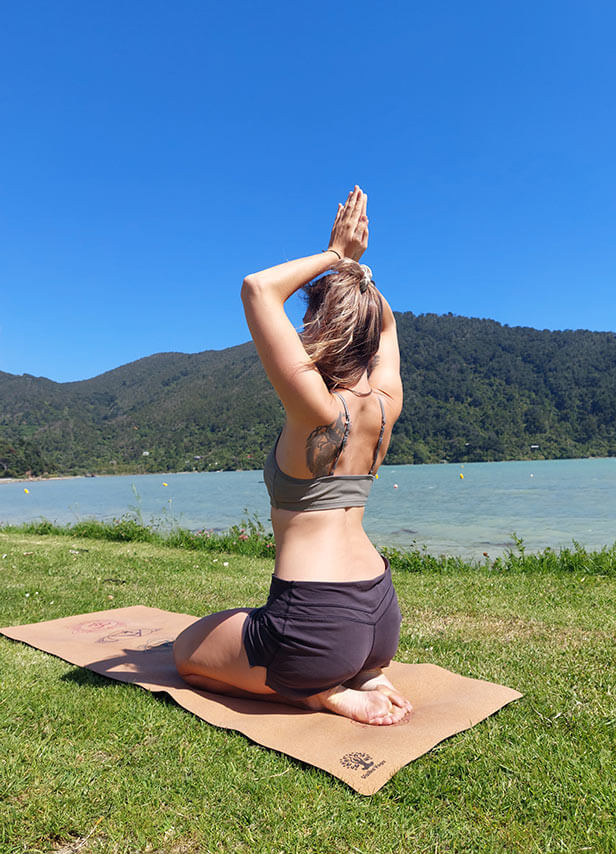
xmin=306 ymin=413 xmax=345 ymax=477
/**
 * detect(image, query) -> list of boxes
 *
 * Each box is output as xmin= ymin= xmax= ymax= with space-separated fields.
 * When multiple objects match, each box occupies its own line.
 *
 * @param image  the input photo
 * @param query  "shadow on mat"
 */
xmin=60 ymin=641 xmax=311 ymax=717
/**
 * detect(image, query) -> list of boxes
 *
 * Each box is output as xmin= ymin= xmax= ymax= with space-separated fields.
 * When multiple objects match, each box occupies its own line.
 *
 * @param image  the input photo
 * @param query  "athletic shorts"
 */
xmin=242 ymin=557 xmax=402 ymax=698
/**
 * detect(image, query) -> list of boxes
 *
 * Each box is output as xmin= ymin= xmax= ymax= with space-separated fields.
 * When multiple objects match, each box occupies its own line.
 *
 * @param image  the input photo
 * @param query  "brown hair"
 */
xmin=301 ymin=258 xmax=383 ymax=390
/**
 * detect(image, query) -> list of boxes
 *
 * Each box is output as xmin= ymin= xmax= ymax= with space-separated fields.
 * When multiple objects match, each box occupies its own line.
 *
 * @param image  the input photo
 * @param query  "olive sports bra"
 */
xmin=263 ymin=391 xmax=386 ymax=512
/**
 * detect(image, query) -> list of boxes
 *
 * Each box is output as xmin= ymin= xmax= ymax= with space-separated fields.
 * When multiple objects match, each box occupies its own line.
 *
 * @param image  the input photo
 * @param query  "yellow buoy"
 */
xmin=24 ymin=488 xmax=29 ymax=494
xmin=162 ymin=482 xmax=168 ymax=487
xmin=459 ymin=473 xmax=464 ymax=479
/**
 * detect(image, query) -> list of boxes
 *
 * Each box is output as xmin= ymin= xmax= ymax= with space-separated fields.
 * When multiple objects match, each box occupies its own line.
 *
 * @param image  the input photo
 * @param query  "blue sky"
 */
xmin=2 ymin=1 xmax=615 ymax=383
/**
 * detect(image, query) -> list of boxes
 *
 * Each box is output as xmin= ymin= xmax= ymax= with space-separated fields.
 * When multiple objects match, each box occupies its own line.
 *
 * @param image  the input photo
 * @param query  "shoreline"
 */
xmin=0 ymin=470 xmax=207 ymax=485
xmin=2 ymin=454 xmax=614 ymax=486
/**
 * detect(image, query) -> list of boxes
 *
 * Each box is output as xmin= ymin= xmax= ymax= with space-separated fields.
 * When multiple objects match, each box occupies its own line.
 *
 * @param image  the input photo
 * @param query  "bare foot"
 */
xmin=305 ymin=684 xmax=409 ymax=725
xmin=345 ymin=668 xmax=413 ymax=716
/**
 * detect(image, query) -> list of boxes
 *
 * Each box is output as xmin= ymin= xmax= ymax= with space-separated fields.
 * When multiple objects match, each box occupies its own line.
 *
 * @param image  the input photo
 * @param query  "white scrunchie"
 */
xmin=359 ymin=264 xmax=373 ymax=293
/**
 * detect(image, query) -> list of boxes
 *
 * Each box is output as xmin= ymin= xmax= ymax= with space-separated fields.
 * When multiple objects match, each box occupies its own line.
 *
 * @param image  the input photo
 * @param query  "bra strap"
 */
xmin=329 ymin=391 xmax=351 ymax=475
xmin=369 ymin=396 xmax=386 ymax=474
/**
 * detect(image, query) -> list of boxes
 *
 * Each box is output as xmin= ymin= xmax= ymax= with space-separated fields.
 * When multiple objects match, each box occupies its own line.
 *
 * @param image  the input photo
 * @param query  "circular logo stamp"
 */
xmin=72 ymin=619 xmax=125 ymax=634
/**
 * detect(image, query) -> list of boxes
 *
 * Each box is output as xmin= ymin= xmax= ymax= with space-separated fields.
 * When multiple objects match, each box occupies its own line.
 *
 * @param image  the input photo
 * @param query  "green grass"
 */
xmin=1 ymin=529 xmax=615 ymax=853
xmin=1 ymin=513 xmax=276 ymax=558
xmin=6 ymin=516 xmax=616 ymax=576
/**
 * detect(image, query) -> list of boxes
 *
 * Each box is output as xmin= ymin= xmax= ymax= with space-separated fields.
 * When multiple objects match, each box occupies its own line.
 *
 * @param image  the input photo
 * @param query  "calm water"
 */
xmin=1 ymin=458 xmax=615 ymax=559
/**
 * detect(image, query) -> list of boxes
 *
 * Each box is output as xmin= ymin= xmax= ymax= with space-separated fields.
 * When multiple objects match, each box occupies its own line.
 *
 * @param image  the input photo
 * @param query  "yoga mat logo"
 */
xmin=72 ymin=619 xmax=125 ymax=634
xmin=340 ymin=752 xmax=385 ymax=778
xmin=96 ymin=627 xmax=160 ymax=644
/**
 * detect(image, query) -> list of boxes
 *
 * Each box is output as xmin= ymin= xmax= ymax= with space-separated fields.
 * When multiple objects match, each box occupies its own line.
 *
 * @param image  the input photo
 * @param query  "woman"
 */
xmin=173 ymin=186 xmax=412 ymax=725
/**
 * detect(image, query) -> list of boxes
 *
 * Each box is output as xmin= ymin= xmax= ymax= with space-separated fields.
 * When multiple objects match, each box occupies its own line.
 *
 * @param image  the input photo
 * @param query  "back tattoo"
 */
xmin=306 ymin=413 xmax=345 ymax=477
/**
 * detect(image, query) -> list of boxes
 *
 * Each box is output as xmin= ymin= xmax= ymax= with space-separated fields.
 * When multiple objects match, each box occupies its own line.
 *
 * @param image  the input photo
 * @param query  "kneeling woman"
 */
xmin=173 ymin=186 xmax=412 ymax=725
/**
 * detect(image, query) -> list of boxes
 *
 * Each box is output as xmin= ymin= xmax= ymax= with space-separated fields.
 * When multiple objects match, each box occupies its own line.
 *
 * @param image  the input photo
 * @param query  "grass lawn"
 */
xmin=1 ymin=530 xmax=614 ymax=853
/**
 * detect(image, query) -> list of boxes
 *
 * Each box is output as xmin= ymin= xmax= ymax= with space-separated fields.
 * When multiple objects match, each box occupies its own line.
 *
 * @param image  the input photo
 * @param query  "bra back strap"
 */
xmin=329 ymin=391 xmax=351 ymax=475
xmin=369 ymin=396 xmax=386 ymax=474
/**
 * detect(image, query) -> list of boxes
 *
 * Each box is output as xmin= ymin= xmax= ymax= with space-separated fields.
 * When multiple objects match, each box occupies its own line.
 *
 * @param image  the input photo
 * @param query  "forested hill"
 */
xmin=2 ymin=313 xmax=615 ymax=477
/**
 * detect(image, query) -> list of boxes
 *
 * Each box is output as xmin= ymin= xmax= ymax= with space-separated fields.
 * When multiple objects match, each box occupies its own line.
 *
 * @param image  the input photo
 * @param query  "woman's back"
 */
xmin=268 ymin=385 xmax=400 ymax=582
xmin=272 ymin=390 xmax=390 ymax=481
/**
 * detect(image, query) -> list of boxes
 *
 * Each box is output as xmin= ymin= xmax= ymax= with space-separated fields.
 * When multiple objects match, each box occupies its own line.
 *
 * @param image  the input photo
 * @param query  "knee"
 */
xmin=172 ymin=617 xmax=218 ymax=676
xmin=172 ymin=629 xmax=193 ymax=676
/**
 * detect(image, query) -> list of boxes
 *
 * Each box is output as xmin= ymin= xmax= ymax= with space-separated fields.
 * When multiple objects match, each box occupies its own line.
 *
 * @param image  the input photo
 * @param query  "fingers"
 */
xmin=331 ymin=186 xmax=368 ymax=259
xmin=349 ymin=187 xmax=363 ymax=223
xmin=341 ymin=186 xmax=365 ymax=216
xmin=344 ymin=187 xmax=364 ymax=231
xmin=339 ymin=192 xmax=353 ymax=222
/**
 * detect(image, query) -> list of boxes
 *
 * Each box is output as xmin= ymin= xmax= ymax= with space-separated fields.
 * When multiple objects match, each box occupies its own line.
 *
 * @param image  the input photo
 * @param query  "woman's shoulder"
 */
xmin=371 ymin=384 xmax=403 ymax=423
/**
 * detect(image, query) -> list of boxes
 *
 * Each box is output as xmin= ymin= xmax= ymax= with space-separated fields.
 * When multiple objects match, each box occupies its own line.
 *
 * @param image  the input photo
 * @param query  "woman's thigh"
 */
xmin=173 ymin=608 xmax=275 ymax=695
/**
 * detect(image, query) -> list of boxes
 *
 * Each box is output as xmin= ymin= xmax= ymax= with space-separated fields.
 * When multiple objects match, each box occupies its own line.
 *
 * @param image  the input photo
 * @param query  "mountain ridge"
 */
xmin=2 ymin=312 xmax=615 ymax=477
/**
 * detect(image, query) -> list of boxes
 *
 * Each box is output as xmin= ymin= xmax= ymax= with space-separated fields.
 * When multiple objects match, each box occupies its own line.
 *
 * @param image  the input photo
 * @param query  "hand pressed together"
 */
xmin=328 ymin=185 xmax=369 ymax=262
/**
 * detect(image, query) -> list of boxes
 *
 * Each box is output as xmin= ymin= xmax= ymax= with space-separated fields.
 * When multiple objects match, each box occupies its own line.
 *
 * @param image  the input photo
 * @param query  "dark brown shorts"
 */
xmin=242 ymin=557 xmax=402 ymax=698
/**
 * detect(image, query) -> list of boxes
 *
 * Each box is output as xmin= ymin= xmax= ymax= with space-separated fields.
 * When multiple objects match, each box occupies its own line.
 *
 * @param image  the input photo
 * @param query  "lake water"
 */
xmin=1 ymin=458 xmax=615 ymax=560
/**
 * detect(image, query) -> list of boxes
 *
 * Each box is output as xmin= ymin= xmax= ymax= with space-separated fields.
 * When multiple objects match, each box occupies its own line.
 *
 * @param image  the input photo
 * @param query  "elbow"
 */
xmin=241 ymin=275 xmax=274 ymax=308
xmin=241 ymin=275 xmax=258 ymax=303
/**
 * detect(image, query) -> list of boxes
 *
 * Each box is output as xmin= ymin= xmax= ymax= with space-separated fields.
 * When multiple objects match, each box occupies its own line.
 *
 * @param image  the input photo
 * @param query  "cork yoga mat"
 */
xmin=1 ymin=605 xmax=522 ymax=795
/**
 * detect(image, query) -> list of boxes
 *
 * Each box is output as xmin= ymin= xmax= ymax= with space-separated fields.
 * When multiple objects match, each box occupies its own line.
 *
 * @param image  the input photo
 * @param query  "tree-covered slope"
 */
xmin=393 ymin=314 xmax=616 ymax=463
xmin=1 ymin=313 xmax=615 ymax=477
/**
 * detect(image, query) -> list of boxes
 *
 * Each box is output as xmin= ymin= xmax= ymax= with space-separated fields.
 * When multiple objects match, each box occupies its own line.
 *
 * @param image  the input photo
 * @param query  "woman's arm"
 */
xmin=242 ymin=251 xmax=340 ymax=305
xmin=241 ymin=253 xmax=341 ymax=420
xmin=368 ymin=290 xmax=403 ymax=413
xmin=241 ymin=187 xmax=369 ymax=420
xmin=242 ymin=187 xmax=367 ymax=299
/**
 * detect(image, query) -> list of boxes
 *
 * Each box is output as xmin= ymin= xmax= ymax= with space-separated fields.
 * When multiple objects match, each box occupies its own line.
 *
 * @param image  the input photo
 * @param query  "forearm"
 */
xmin=241 ymin=251 xmax=338 ymax=304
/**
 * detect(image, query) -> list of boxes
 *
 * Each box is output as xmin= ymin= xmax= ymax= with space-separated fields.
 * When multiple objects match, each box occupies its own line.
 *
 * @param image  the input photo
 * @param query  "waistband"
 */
xmin=270 ymin=555 xmax=390 ymax=594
